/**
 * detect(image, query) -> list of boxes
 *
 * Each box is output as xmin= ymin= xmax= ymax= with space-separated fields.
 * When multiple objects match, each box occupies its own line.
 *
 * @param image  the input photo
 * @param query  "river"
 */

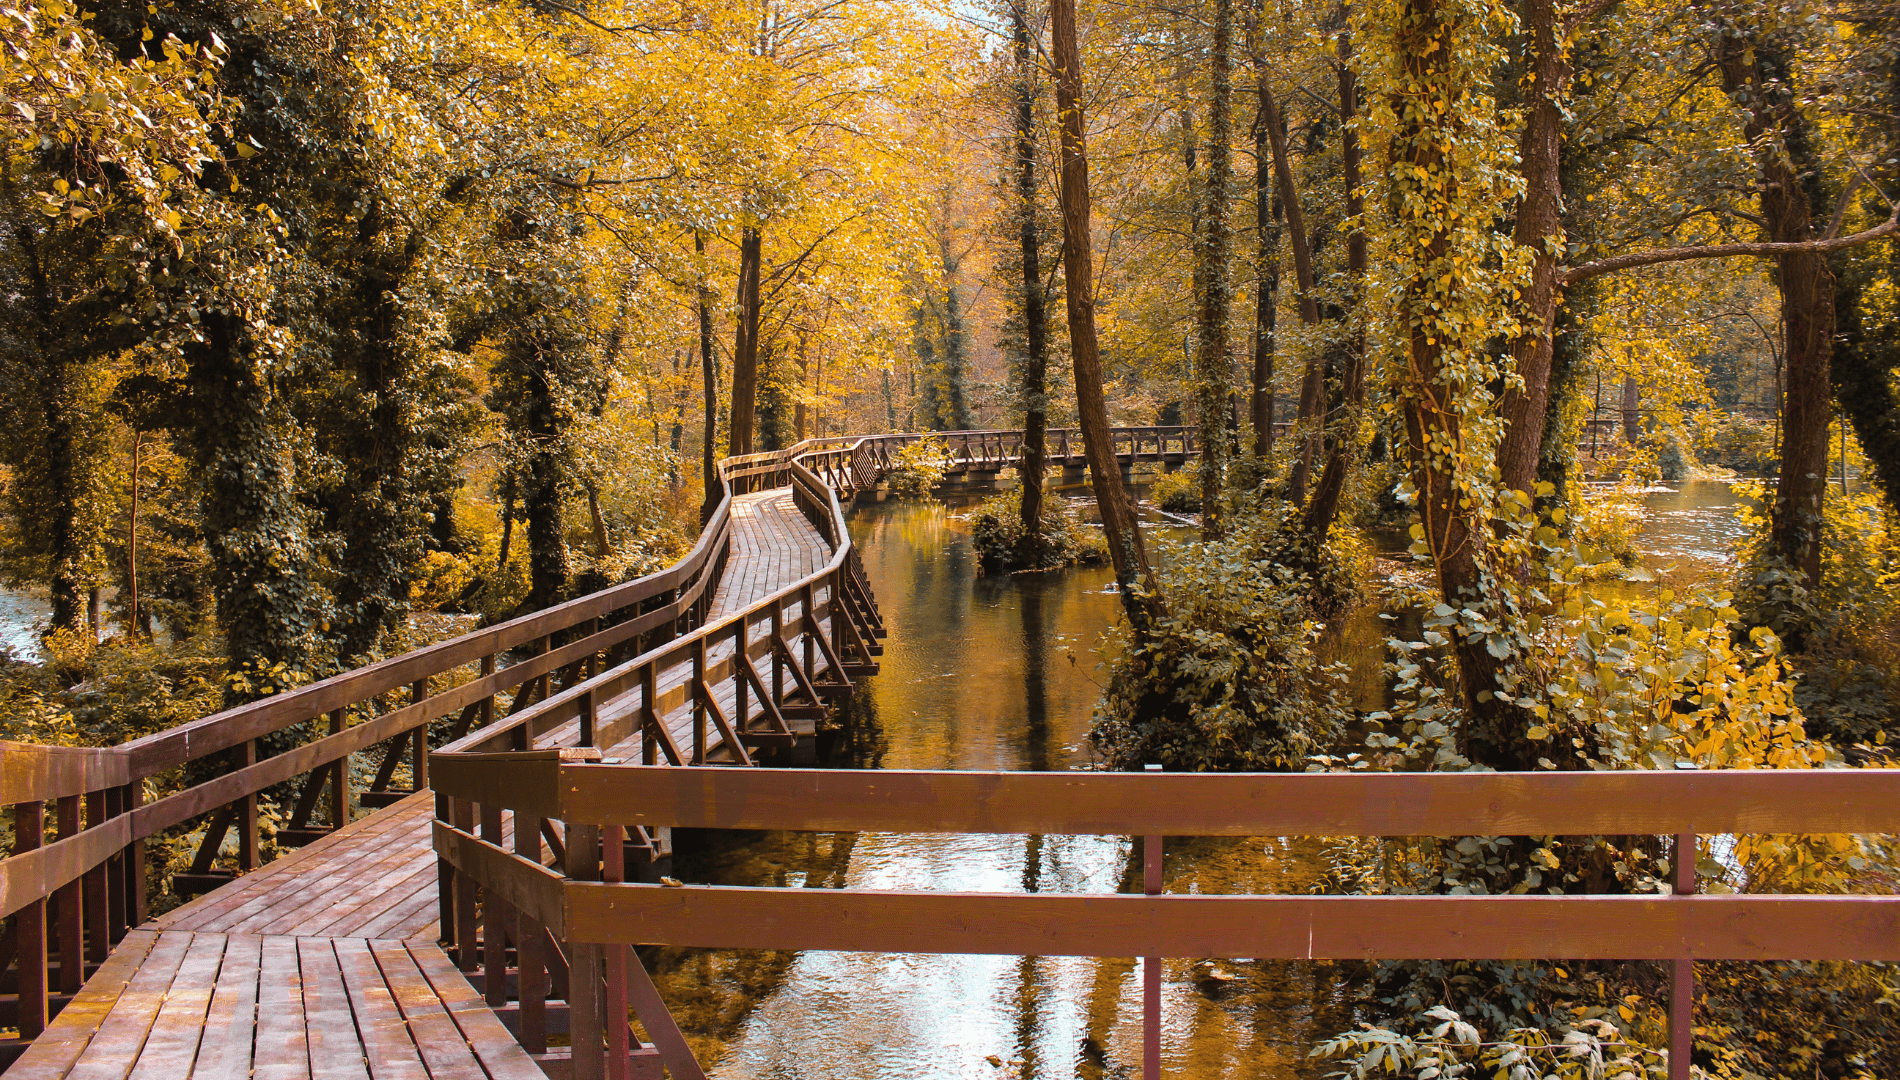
xmin=665 ymin=480 xmax=1754 ymax=1079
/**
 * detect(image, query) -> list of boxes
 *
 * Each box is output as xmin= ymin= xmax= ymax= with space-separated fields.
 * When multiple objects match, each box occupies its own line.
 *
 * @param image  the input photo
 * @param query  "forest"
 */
xmin=4 ymin=0 xmax=1900 ymax=1072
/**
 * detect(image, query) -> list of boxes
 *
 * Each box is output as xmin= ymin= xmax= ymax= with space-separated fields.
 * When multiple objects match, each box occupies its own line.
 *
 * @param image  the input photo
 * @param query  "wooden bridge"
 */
xmin=2 ymin=425 xmax=1896 ymax=1080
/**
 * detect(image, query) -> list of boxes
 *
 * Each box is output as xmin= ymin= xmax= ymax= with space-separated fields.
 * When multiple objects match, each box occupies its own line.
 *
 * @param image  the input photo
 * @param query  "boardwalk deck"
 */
xmin=5 ymin=484 xmax=840 ymax=1079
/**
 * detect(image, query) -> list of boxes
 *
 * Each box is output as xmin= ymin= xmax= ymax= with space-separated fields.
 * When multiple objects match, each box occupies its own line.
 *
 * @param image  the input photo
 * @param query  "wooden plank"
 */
xmin=332 ymin=937 xmax=429 ymax=1080
xmin=306 ymin=861 xmax=437 ymax=939
xmin=2 ymin=816 xmax=133 ymax=921
xmin=426 ymin=752 xmax=577 ymax=821
xmin=405 ymin=943 xmax=550 ymax=1080
xmin=554 ymin=766 xmax=1900 ymax=837
xmin=297 ymin=938 xmax=371 ymax=1080
xmin=2 ymin=930 xmax=157 ymax=1080
xmin=262 ymin=845 xmax=435 ymax=938
xmin=124 ymin=931 xmax=225 ymax=1080
xmin=346 ymin=878 xmax=441 ymax=942
xmin=564 ymin=885 xmax=1900 ymax=961
xmin=366 ymin=940 xmax=485 ymax=1080
xmin=251 ymin=936 xmax=311 ymax=1080
xmin=189 ymin=933 xmax=261 ymax=1080
xmin=0 ymin=742 xmax=129 ymax=805
xmin=62 ymin=929 xmax=193 ymax=1080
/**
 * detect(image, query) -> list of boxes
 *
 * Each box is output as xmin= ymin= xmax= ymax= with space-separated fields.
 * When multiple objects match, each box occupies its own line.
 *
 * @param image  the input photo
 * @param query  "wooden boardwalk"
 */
xmin=6 ymin=485 xmax=838 ymax=1079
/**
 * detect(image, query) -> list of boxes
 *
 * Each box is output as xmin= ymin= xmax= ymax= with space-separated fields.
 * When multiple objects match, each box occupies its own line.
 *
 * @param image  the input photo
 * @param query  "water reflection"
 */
xmin=691 ymin=497 xmax=1353 ymax=1079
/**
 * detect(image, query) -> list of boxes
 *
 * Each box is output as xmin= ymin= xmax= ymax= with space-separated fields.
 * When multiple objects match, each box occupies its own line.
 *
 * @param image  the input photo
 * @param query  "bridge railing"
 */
xmin=0 ymin=430 xmax=883 ymax=1050
xmin=428 ymin=759 xmax=1900 ymax=1080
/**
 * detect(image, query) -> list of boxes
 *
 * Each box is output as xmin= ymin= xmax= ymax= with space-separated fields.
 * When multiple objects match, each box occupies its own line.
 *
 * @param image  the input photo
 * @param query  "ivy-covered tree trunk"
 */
xmin=1376 ymin=0 xmax=1524 ymax=760
xmin=512 ymin=334 xmax=571 ymax=614
xmin=1716 ymin=32 xmax=1835 ymax=589
xmin=1834 ymin=234 xmax=1900 ymax=512
xmin=941 ymin=246 xmax=972 ymax=431
xmin=1250 ymin=65 xmax=1281 ymax=461
xmin=187 ymin=311 xmax=325 ymax=686
xmin=730 ymin=225 xmax=764 ymax=457
xmin=1053 ymin=0 xmax=1161 ymax=635
xmin=1011 ymin=0 xmax=1050 ymax=564
xmin=1193 ymin=0 xmax=1234 ymax=539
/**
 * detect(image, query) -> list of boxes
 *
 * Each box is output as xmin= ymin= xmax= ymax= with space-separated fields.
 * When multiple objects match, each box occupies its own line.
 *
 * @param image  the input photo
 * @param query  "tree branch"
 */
xmin=1562 ymin=209 xmax=1899 ymax=286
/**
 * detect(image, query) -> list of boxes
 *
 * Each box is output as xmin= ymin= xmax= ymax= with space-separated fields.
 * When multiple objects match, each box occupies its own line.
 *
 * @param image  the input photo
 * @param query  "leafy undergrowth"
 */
xmin=967 ymin=488 xmax=1108 ymax=572
xmin=886 ymin=437 xmax=948 ymax=498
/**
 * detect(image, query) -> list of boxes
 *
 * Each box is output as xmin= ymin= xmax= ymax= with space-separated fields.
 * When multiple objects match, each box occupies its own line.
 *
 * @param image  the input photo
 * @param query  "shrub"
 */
xmin=1570 ymin=480 xmax=1648 ymax=573
xmin=1147 ymin=461 xmax=1200 ymax=513
xmin=967 ymin=489 xmax=1108 ymax=572
xmin=1089 ymin=516 xmax=1355 ymax=772
xmin=1696 ymin=412 xmax=1778 ymax=476
xmin=886 ymin=438 xmax=947 ymax=498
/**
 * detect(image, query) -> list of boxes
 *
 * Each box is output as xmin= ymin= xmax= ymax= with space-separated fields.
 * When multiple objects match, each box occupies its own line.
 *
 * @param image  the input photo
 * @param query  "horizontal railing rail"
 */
xmin=430 ymin=758 xmax=1900 ymax=1080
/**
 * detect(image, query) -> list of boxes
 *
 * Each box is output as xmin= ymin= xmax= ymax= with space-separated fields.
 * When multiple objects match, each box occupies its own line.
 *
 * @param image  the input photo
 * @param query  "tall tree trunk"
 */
xmin=696 ymin=232 xmax=720 ymax=521
xmin=1383 ymin=0 xmax=1519 ymax=757
xmin=1053 ymin=0 xmax=1161 ymax=634
xmin=1250 ymin=57 xmax=1282 ymax=462
xmin=126 ymin=433 xmax=142 ymax=639
xmin=1715 ymin=32 xmax=1834 ymax=589
xmin=730 ymin=225 xmax=764 ymax=458
xmin=1013 ymin=0 xmax=1051 ymax=563
xmin=496 ymin=481 xmax=516 ymax=574
xmin=1296 ymin=33 xmax=1369 ymax=546
xmin=942 ymin=250 xmax=973 ymax=431
xmin=1194 ymin=0 xmax=1234 ymax=539
xmin=1493 ymin=0 xmax=1570 ymax=500
xmin=1258 ymin=81 xmax=1324 ymax=503
xmin=669 ymin=349 xmax=685 ymax=487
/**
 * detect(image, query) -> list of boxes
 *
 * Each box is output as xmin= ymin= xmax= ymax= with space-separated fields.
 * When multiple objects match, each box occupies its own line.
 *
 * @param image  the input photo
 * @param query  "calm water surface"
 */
xmin=680 ymin=482 xmax=1759 ymax=1077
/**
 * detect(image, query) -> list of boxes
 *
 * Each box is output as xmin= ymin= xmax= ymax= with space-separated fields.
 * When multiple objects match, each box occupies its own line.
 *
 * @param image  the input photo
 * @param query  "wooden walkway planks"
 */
xmin=6 ymin=933 xmax=542 ymax=1080
xmin=12 ymin=482 xmax=852 ymax=1079
xmin=149 ymin=793 xmax=440 ymax=941
xmin=707 ymin=489 xmax=829 ymax=619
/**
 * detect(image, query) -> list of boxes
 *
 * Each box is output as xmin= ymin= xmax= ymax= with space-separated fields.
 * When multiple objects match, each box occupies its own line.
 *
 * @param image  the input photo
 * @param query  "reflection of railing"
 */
xmin=431 ymin=760 xmax=1900 ymax=1080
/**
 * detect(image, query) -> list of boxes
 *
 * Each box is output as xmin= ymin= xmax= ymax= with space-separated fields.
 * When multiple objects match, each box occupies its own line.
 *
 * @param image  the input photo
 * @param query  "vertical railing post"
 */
xmin=435 ymin=792 xmax=456 ymax=963
xmin=770 ymin=604 xmax=785 ymax=706
xmin=56 ymin=794 xmax=83 ymax=993
xmin=1670 ymin=832 xmax=1696 ymax=1080
xmin=411 ymin=679 xmax=430 ymax=792
xmin=330 ymin=708 xmax=350 ymax=831
xmin=454 ymin=797 xmax=478 ymax=972
xmin=515 ymin=805 xmax=549 ymax=1054
xmin=641 ymin=665 xmax=658 ymax=766
xmin=239 ymin=739 xmax=258 ymax=872
xmin=480 ymin=654 xmax=497 ymax=730
xmin=800 ymin=584 xmax=816 ymax=678
xmin=13 ymin=799 xmax=47 ymax=1038
xmin=1143 ymin=763 xmax=1163 ymax=1080
xmin=84 ymin=789 xmax=109 ymax=963
xmin=480 ymin=802 xmax=510 ymax=1008
xmin=692 ymin=639 xmax=708 ymax=765
xmin=733 ymin=622 xmax=749 ymax=739
xmin=602 ymin=825 xmax=632 ymax=1080
xmin=567 ymin=823 xmax=606 ymax=1080
xmin=13 ymin=802 xmax=47 ymax=1034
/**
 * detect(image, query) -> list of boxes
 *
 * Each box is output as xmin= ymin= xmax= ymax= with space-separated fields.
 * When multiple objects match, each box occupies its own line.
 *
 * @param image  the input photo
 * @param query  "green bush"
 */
xmin=1089 ymin=514 xmax=1356 ymax=772
xmin=1696 ymin=413 xmax=1778 ymax=476
xmin=1147 ymin=461 xmax=1201 ymax=513
xmin=967 ymin=489 xmax=1108 ymax=572
xmin=886 ymin=438 xmax=947 ymax=498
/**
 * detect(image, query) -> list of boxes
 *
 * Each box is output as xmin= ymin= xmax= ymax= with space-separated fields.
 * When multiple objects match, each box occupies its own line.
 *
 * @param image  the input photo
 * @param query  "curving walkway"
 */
xmin=6 ymin=485 xmax=838 ymax=1080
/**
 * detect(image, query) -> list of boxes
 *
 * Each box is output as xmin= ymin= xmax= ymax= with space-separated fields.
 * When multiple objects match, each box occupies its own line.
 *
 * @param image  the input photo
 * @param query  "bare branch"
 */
xmin=1562 ymin=209 xmax=1900 ymax=286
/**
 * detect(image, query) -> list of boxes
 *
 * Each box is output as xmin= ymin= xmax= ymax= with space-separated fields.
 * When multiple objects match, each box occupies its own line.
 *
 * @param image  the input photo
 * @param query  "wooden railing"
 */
xmin=0 ymin=423 xmax=1199 ymax=1057
xmin=430 ymin=759 xmax=1900 ymax=1080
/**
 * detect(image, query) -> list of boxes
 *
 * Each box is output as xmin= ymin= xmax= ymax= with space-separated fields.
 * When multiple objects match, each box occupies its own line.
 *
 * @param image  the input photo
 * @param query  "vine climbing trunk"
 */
xmin=1053 ymin=0 xmax=1160 ymax=634
xmin=1379 ymin=0 xmax=1521 ymax=756
xmin=1194 ymin=0 xmax=1234 ymax=538
xmin=1012 ymin=0 xmax=1050 ymax=564
xmin=1249 ymin=36 xmax=1281 ymax=462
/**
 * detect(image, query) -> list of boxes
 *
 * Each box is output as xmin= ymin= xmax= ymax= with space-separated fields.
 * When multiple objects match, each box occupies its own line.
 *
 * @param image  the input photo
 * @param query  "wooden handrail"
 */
xmin=430 ymin=760 xmax=1900 ymax=838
